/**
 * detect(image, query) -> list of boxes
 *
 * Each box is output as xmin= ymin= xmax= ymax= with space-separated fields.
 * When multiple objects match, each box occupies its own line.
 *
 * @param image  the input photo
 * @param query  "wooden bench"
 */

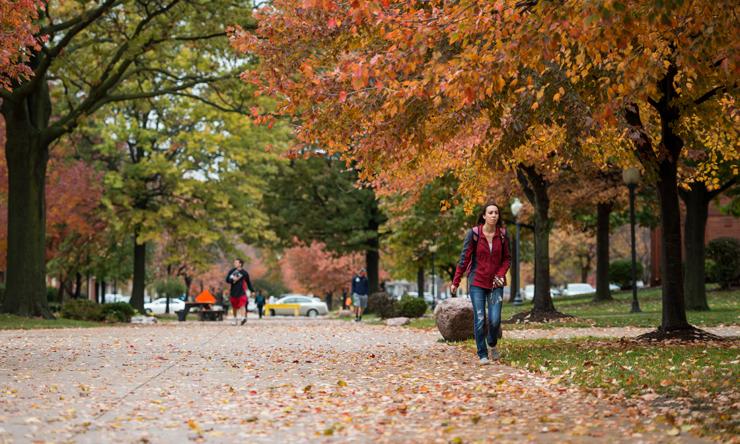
xmin=264 ymin=303 xmax=301 ymax=317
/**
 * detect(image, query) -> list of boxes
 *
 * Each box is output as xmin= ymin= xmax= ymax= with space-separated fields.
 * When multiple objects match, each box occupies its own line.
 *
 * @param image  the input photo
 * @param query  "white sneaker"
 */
xmin=479 ymin=357 xmax=490 ymax=365
xmin=490 ymin=347 xmax=500 ymax=360
xmin=232 ymin=318 xmax=238 ymax=326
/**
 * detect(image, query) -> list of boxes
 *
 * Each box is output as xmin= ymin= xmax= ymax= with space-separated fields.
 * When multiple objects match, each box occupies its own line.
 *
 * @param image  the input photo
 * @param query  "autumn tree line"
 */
xmin=233 ymin=0 xmax=738 ymax=337
xmin=0 ymin=1 xmax=737 ymax=340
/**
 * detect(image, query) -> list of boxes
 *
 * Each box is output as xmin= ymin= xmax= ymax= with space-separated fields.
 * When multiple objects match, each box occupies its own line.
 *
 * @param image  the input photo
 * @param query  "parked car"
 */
xmin=523 ymin=285 xmax=561 ymax=300
xmin=609 ymin=283 xmax=621 ymax=292
xmin=144 ymin=298 xmax=185 ymax=315
xmin=561 ymin=283 xmax=597 ymax=297
xmin=270 ymin=295 xmax=328 ymax=317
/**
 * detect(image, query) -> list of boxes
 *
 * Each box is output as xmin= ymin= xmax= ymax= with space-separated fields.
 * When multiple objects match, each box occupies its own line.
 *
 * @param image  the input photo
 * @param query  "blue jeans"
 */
xmin=470 ymin=285 xmax=503 ymax=359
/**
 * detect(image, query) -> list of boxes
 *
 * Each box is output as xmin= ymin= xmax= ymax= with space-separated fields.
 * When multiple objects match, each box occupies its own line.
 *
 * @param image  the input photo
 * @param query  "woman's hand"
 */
xmin=450 ymin=284 xmax=457 ymax=295
xmin=492 ymin=276 xmax=504 ymax=288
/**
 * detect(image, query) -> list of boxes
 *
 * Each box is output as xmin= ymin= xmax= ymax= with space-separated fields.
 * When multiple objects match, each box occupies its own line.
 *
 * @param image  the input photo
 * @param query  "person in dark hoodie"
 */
xmin=351 ymin=268 xmax=369 ymax=322
xmin=225 ymin=258 xmax=255 ymax=325
xmin=450 ymin=201 xmax=511 ymax=365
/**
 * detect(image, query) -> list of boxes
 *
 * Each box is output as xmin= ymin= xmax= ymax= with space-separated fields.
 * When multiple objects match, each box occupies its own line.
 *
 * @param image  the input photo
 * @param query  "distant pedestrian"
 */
xmin=255 ymin=290 xmax=266 ymax=319
xmin=341 ymin=288 xmax=349 ymax=310
xmin=225 ymin=258 xmax=255 ymax=325
xmin=449 ymin=201 xmax=511 ymax=365
xmin=351 ymin=269 xmax=369 ymax=322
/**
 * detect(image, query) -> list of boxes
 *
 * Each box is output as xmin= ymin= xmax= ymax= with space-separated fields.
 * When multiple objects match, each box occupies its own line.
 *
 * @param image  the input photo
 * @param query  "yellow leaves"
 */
xmin=553 ymin=87 xmax=565 ymax=102
xmin=531 ymin=102 xmax=539 ymax=110
xmin=187 ymin=419 xmax=203 ymax=435
xmin=337 ymin=380 xmax=348 ymax=387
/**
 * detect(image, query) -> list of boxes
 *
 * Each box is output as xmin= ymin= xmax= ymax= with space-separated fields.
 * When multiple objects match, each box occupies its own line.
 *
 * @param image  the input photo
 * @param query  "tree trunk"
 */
xmin=365 ymin=218 xmax=380 ymax=294
xmin=57 ymin=275 xmax=65 ymax=303
xmin=625 ymin=68 xmax=692 ymax=333
xmin=101 ymin=280 xmax=107 ymax=304
xmin=681 ymin=183 xmax=710 ymax=311
xmin=1 ymin=92 xmax=52 ymax=318
xmin=131 ymin=235 xmax=147 ymax=313
xmin=183 ymin=275 xmax=193 ymax=301
xmin=74 ymin=272 xmax=82 ymax=299
xmin=417 ymin=265 xmax=426 ymax=298
xmin=580 ymin=256 xmax=591 ymax=283
xmin=365 ymin=244 xmax=380 ymax=294
xmin=594 ymin=202 xmax=613 ymax=301
xmin=655 ymin=160 xmax=690 ymax=330
xmin=518 ymin=166 xmax=557 ymax=315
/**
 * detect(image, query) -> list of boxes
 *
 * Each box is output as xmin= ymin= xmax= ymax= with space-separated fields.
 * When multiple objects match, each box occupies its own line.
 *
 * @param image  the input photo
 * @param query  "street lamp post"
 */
xmin=623 ymin=167 xmax=642 ymax=313
xmin=510 ymin=198 xmax=524 ymax=305
xmin=428 ymin=244 xmax=438 ymax=310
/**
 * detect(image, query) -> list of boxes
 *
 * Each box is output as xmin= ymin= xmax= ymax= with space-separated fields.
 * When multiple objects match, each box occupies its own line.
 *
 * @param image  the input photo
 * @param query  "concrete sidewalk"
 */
xmin=0 ymin=319 xmax=708 ymax=443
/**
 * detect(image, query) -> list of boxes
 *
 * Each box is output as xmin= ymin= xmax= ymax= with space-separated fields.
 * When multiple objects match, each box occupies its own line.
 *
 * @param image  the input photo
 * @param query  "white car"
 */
xmin=561 ymin=283 xmax=597 ymax=297
xmin=269 ymin=295 xmax=328 ymax=317
xmin=144 ymin=298 xmax=185 ymax=315
xmin=523 ymin=285 xmax=561 ymax=300
xmin=609 ymin=283 xmax=621 ymax=291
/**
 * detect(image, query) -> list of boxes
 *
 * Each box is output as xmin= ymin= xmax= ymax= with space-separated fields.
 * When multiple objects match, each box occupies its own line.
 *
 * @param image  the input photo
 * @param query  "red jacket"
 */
xmin=452 ymin=225 xmax=511 ymax=290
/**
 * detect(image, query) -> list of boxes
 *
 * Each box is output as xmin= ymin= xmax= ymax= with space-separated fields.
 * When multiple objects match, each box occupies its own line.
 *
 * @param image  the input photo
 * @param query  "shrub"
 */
xmin=101 ymin=302 xmax=135 ymax=323
xmin=61 ymin=299 xmax=104 ymax=321
xmin=366 ymin=292 xmax=397 ymax=319
xmin=47 ymin=286 xmax=59 ymax=303
xmin=609 ymin=259 xmax=644 ymax=289
xmin=396 ymin=295 xmax=427 ymax=318
xmin=705 ymin=259 xmax=718 ymax=283
xmin=48 ymin=302 xmax=62 ymax=313
xmin=706 ymin=237 xmax=740 ymax=290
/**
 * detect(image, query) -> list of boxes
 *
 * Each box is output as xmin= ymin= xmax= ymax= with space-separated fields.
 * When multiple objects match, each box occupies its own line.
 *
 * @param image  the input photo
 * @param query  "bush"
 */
xmin=47 ymin=286 xmax=60 ymax=303
xmin=366 ymin=292 xmax=397 ymax=319
xmin=101 ymin=302 xmax=135 ymax=323
xmin=48 ymin=302 xmax=62 ymax=313
xmin=609 ymin=259 xmax=644 ymax=289
xmin=396 ymin=295 xmax=428 ymax=318
xmin=706 ymin=237 xmax=740 ymax=290
xmin=705 ymin=259 xmax=718 ymax=283
xmin=61 ymin=299 xmax=104 ymax=321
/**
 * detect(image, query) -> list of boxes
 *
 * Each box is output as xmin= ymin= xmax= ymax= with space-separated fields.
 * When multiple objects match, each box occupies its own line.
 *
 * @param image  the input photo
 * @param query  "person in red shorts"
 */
xmin=225 ymin=258 xmax=254 ymax=325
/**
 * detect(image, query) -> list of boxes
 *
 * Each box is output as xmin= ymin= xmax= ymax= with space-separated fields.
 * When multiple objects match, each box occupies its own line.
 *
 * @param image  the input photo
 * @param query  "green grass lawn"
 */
xmin=406 ymin=287 xmax=739 ymax=330
xmin=0 ymin=314 xmax=105 ymax=329
xmin=472 ymin=337 xmax=739 ymax=440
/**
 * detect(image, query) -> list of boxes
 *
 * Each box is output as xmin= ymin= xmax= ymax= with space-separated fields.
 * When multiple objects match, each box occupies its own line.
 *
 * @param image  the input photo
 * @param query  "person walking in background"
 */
xmin=255 ymin=290 xmax=266 ymax=319
xmin=351 ymin=269 xmax=369 ymax=322
xmin=342 ymin=288 xmax=349 ymax=310
xmin=225 ymin=258 xmax=254 ymax=325
xmin=449 ymin=201 xmax=511 ymax=365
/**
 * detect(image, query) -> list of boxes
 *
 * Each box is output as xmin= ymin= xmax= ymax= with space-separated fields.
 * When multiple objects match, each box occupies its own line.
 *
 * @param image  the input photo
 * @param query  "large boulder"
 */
xmin=434 ymin=297 xmax=474 ymax=341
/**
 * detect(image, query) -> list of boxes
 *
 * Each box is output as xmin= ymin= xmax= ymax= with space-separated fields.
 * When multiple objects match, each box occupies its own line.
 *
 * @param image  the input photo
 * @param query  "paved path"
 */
xmin=0 ymin=319 xmax=707 ymax=443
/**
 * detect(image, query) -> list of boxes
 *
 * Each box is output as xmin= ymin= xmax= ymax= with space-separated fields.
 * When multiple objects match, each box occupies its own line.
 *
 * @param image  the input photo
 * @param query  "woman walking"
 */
xmin=449 ymin=201 xmax=511 ymax=365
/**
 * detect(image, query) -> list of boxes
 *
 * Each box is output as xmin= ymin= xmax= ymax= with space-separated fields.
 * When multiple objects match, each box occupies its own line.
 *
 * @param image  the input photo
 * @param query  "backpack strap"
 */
xmin=472 ymin=225 xmax=480 ymax=243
